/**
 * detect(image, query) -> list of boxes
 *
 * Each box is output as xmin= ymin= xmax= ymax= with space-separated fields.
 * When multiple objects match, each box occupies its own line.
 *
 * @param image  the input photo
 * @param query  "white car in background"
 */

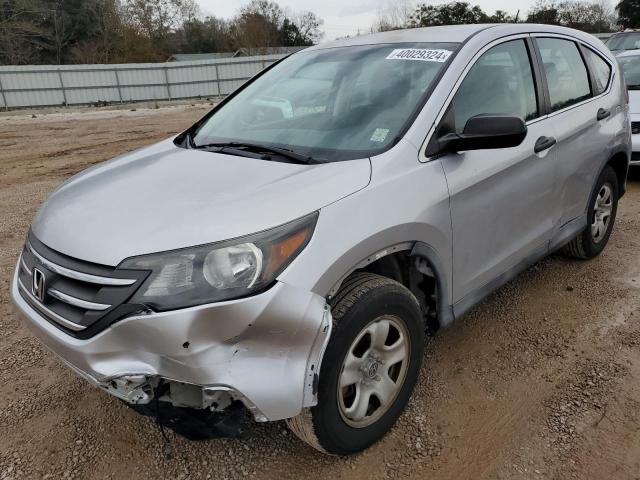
xmin=618 ymin=49 xmax=640 ymax=166
xmin=607 ymin=31 xmax=640 ymax=54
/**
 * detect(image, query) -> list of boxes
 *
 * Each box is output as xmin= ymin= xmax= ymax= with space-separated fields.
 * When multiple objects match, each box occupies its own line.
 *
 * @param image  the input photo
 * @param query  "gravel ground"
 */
xmin=1 ymin=104 xmax=640 ymax=480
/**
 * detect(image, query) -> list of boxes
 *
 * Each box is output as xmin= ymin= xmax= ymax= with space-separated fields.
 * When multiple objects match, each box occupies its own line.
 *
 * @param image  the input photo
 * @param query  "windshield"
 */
xmin=618 ymin=54 xmax=640 ymax=87
xmin=190 ymin=42 xmax=459 ymax=161
xmin=607 ymin=33 xmax=640 ymax=51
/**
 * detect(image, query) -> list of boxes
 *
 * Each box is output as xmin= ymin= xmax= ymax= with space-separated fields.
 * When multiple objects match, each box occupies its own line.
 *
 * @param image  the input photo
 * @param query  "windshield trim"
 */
xmin=175 ymin=38 xmax=474 ymax=162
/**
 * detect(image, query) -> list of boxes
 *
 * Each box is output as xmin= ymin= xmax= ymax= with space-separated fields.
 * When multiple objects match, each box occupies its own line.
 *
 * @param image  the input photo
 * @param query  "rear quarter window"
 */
xmin=583 ymin=48 xmax=612 ymax=95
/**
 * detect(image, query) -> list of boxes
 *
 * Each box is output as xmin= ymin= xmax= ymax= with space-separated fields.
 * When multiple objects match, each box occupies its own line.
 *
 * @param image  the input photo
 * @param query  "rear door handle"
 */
xmin=534 ymin=136 xmax=556 ymax=153
xmin=597 ymin=108 xmax=610 ymax=121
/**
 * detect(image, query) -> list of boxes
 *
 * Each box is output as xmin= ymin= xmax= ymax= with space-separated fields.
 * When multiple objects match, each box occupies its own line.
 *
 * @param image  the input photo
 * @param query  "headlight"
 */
xmin=120 ymin=212 xmax=318 ymax=311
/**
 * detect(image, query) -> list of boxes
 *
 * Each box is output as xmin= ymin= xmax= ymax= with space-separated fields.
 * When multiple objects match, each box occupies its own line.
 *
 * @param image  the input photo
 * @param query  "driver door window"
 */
xmin=448 ymin=39 xmax=538 ymax=133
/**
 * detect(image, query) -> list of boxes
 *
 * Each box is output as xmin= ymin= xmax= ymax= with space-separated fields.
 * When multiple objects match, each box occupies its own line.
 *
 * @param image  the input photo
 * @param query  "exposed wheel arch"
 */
xmin=606 ymin=150 xmax=629 ymax=198
xmin=327 ymin=242 xmax=453 ymax=332
xmin=326 ymin=243 xmax=415 ymax=299
xmin=410 ymin=242 xmax=454 ymax=329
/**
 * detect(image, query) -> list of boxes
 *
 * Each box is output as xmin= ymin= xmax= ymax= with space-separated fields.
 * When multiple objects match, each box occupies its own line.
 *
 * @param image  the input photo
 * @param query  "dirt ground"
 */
xmin=1 ymin=103 xmax=640 ymax=480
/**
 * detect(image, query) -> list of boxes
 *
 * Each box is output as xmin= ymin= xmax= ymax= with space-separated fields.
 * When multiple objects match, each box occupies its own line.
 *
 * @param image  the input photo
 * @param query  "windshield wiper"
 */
xmin=193 ymin=142 xmax=324 ymax=165
xmin=628 ymin=84 xmax=640 ymax=90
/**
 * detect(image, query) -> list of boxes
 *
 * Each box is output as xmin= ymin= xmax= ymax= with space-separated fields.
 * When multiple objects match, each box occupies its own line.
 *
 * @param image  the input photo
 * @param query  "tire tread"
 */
xmin=562 ymin=233 xmax=588 ymax=259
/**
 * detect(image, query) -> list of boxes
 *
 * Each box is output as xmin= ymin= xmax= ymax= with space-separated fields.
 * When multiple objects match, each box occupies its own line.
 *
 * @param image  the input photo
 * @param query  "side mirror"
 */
xmin=434 ymin=114 xmax=527 ymax=154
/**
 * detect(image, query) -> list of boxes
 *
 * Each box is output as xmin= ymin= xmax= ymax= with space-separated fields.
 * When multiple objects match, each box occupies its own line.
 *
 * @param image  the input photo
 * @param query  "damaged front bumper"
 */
xmin=11 ymin=267 xmax=332 ymax=422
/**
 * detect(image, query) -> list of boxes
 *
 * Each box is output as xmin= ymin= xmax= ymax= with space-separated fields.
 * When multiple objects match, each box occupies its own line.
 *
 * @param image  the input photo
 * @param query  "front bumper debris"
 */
xmin=131 ymin=381 xmax=250 ymax=440
xmin=11 ymin=266 xmax=332 ymax=422
xmin=132 ymin=400 xmax=249 ymax=440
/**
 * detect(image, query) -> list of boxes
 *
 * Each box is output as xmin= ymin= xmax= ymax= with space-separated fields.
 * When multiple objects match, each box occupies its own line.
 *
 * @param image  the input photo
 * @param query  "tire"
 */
xmin=287 ymin=273 xmax=425 ymax=455
xmin=563 ymin=166 xmax=619 ymax=260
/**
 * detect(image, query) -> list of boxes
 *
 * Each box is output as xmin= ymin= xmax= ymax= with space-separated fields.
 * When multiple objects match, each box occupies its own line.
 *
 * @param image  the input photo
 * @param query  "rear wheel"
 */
xmin=563 ymin=166 xmax=619 ymax=259
xmin=287 ymin=273 xmax=425 ymax=455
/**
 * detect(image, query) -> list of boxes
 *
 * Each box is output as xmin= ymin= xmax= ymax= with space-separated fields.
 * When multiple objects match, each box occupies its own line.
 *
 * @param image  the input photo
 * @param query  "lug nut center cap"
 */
xmin=363 ymin=359 xmax=379 ymax=379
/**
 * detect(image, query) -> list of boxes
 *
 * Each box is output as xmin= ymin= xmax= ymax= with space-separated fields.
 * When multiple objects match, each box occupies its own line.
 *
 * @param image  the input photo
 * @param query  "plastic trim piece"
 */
xmin=17 ymin=277 xmax=87 ymax=331
xmin=27 ymin=241 xmax=136 ymax=286
xmin=48 ymin=288 xmax=111 ymax=311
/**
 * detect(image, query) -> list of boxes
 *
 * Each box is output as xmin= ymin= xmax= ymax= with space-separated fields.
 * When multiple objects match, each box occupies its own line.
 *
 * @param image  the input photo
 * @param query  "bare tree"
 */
xmin=0 ymin=0 xmax=324 ymax=65
xmin=230 ymin=0 xmax=283 ymax=48
xmin=0 ymin=0 xmax=45 ymax=64
xmin=229 ymin=0 xmax=322 ymax=48
xmin=372 ymin=1 xmax=414 ymax=32
xmin=70 ymin=0 xmax=123 ymax=64
xmin=230 ymin=11 xmax=281 ymax=48
xmin=592 ymin=0 xmax=616 ymax=31
xmin=123 ymin=0 xmax=198 ymax=42
xmin=49 ymin=0 xmax=75 ymax=64
xmin=289 ymin=11 xmax=323 ymax=44
xmin=528 ymin=0 xmax=615 ymax=32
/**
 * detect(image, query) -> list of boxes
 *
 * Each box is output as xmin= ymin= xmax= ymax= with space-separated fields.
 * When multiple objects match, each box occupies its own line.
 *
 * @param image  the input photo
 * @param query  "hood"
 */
xmin=32 ymin=139 xmax=371 ymax=266
xmin=629 ymin=90 xmax=640 ymax=114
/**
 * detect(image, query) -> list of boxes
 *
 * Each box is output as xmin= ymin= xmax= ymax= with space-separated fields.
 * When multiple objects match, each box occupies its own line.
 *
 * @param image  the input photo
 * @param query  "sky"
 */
xmin=196 ymin=0 xmax=540 ymax=42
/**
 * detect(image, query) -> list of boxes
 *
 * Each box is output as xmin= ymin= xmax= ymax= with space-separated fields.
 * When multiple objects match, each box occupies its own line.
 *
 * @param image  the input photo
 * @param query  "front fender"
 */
xmin=279 ymin=145 xmax=453 ymax=310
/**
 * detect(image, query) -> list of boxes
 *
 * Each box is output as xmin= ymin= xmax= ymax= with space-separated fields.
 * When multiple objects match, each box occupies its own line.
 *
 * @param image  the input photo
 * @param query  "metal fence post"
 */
xmin=0 ymin=74 xmax=8 ymax=111
xmin=214 ymin=64 xmax=221 ymax=96
xmin=57 ymin=68 xmax=68 ymax=107
xmin=114 ymin=68 xmax=123 ymax=103
xmin=163 ymin=67 xmax=171 ymax=101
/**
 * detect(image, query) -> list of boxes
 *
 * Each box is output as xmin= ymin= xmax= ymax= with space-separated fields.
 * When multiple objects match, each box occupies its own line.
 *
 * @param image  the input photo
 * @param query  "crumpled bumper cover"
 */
xmin=11 ymin=267 xmax=331 ymax=422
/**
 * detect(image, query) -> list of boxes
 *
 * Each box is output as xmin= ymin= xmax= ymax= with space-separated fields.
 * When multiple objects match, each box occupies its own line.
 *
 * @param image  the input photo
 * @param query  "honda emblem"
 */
xmin=32 ymin=267 xmax=46 ymax=302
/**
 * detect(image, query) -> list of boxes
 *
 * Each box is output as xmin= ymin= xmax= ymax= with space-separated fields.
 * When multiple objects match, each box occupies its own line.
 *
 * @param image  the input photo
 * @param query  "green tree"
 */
xmin=617 ymin=0 xmax=640 ymax=28
xmin=123 ymin=0 xmax=197 ymax=44
xmin=489 ymin=10 xmax=514 ymax=22
xmin=528 ymin=0 xmax=614 ymax=32
xmin=38 ymin=0 xmax=105 ymax=64
xmin=527 ymin=2 xmax=561 ymax=23
xmin=0 ymin=0 xmax=324 ymax=65
xmin=0 ymin=0 xmax=45 ymax=64
xmin=409 ymin=2 xmax=491 ymax=27
xmin=177 ymin=15 xmax=231 ymax=53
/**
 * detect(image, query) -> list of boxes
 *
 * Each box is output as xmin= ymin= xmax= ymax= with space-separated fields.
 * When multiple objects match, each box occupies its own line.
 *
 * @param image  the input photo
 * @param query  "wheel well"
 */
xmin=345 ymin=251 xmax=440 ymax=333
xmin=607 ymin=152 xmax=629 ymax=197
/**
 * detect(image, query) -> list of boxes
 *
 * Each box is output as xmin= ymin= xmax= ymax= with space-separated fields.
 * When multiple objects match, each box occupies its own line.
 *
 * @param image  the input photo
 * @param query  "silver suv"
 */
xmin=11 ymin=24 xmax=630 ymax=455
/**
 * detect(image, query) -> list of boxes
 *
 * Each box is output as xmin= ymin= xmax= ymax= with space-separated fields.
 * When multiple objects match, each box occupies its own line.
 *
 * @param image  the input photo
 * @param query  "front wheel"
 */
xmin=287 ymin=273 xmax=425 ymax=455
xmin=563 ymin=166 xmax=619 ymax=259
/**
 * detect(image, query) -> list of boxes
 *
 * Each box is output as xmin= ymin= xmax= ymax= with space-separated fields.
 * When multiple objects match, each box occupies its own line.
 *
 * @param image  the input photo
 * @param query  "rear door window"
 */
xmin=537 ymin=38 xmax=592 ymax=112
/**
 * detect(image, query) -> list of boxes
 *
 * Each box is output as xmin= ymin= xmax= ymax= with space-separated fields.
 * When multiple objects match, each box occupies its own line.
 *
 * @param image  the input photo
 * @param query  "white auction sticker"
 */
xmin=386 ymin=48 xmax=452 ymax=63
xmin=370 ymin=128 xmax=390 ymax=143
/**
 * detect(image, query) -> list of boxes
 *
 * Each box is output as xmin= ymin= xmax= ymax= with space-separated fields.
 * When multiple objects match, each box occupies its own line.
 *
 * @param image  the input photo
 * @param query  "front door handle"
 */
xmin=534 ymin=136 xmax=556 ymax=153
xmin=597 ymin=108 xmax=610 ymax=121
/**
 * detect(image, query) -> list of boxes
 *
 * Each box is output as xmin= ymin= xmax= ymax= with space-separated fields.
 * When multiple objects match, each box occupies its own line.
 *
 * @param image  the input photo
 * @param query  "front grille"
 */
xmin=17 ymin=232 xmax=149 ymax=339
xmin=632 ymin=121 xmax=640 ymax=135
